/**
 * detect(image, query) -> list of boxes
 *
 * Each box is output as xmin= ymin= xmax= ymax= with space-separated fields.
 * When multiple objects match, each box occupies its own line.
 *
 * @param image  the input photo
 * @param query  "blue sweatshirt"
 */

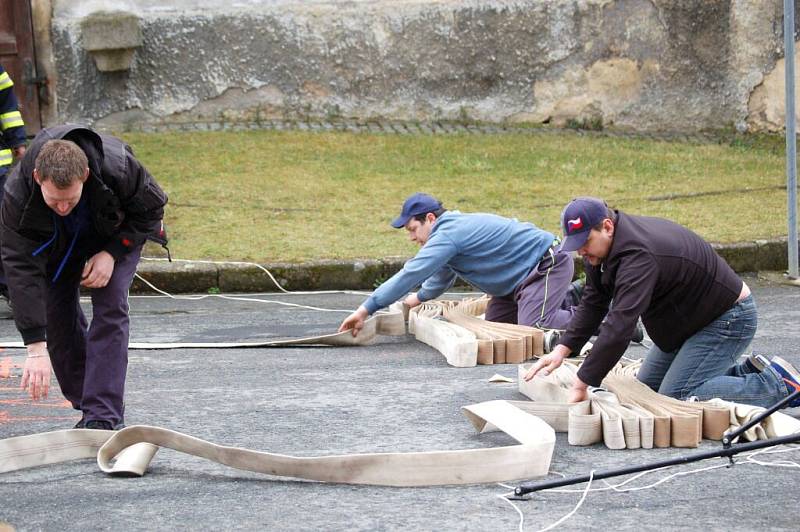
xmin=363 ymin=211 xmax=555 ymax=314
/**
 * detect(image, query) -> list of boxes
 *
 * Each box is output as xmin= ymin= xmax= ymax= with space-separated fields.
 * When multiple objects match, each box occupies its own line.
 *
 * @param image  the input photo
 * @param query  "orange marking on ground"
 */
xmin=25 ymin=402 xmax=74 ymax=410
xmin=0 ymin=398 xmax=28 ymax=406
xmin=0 ymin=398 xmax=72 ymax=409
xmin=2 ymin=415 xmax=76 ymax=424
xmin=0 ymin=358 xmax=23 ymax=380
xmin=0 ymin=378 xmax=78 ymax=427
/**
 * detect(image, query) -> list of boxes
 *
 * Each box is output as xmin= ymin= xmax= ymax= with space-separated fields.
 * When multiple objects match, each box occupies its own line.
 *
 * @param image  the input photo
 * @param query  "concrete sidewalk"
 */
xmin=1 ymin=274 xmax=799 ymax=530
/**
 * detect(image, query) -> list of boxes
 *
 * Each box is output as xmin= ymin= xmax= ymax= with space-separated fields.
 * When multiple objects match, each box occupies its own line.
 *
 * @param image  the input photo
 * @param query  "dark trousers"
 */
xmin=0 ymin=167 xmax=7 ymax=288
xmin=46 ymin=245 xmax=142 ymax=425
xmin=484 ymin=246 xmax=576 ymax=329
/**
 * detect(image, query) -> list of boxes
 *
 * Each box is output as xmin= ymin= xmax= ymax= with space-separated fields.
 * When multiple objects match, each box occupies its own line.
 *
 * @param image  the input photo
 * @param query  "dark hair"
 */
xmin=412 ymin=207 xmax=447 ymax=223
xmin=34 ymin=140 xmax=88 ymax=189
xmin=591 ymin=207 xmax=616 ymax=231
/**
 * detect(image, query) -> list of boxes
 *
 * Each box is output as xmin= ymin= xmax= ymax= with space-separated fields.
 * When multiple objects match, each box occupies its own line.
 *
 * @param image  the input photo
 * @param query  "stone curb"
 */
xmin=130 ymin=238 xmax=799 ymax=294
xmin=108 ymin=118 xmax=725 ymax=145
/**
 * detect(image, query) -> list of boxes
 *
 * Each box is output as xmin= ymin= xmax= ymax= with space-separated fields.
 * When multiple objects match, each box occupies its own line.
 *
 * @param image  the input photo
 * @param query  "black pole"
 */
xmin=722 ymin=388 xmax=800 ymax=447
xmin=513 ymin=432 xmax=800 ymax=497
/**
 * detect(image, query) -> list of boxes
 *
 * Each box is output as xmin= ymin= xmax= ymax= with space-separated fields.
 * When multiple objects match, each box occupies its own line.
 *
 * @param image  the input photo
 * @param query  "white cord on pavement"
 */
xmin=497 ymin=441 xmax=800 ymax=531
xmin=496 ymin=491 xmax=526 ymax=532
xmin=134 ymin=256 xmax=484 ymax=312
xmin=140 ymin=257 xmax=371 ymax=296
xmin=494 ymin=470 xmax=595 ymax=532
xmin=535 ymin=470 xmax=595 ymax=532
xmin=137 ymin=256 xmax=485 ymax=297
xmin=133 ymin=272 xmax=352 ymax=313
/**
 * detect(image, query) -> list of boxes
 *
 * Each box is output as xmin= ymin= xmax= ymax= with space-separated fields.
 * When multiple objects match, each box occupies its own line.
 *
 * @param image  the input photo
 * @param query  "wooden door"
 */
xmin=0 ymin=0 xmax=42 ymax=133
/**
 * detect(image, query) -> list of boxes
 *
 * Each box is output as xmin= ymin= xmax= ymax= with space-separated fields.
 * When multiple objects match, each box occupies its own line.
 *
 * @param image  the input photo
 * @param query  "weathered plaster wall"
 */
xmin=46 ymin=0 xmax=796 ymax=132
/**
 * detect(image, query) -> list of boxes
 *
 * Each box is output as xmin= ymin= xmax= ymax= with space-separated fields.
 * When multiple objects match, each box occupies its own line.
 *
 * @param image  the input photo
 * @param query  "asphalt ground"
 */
xmin=0 ymin=273 xmax=799 ymax=531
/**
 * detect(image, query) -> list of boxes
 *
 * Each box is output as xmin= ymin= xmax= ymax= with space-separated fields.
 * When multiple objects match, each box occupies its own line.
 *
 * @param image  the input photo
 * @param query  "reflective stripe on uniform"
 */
xmin=0 ymin=111 xmax=24 ymax=130
xmin=0 ymin=72 xmax=13 ymax=91
xmin=0 ymin=149 xmax=13 ymax=167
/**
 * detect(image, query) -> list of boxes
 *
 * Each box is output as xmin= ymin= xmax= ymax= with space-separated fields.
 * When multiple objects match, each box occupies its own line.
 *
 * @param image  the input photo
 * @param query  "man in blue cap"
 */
xmin=524 ymin=196 xmax=800 ymax=410
xmin=338 ymin=192 xmax=578 ymax=336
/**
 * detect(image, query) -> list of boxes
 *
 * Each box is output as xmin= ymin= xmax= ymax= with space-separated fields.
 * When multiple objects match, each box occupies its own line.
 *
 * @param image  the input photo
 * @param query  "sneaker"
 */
xmin=769 ymin=356 xmax=800 ymax=407
xmin=543 ymin=329 xmax=561 ymax=354
xmin=746 ymin=353 xmax=771 ymax=373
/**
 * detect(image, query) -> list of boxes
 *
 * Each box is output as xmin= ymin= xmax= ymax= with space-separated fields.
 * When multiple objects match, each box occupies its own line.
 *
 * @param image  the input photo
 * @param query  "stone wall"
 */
xmin=44 ymin=0 xmax=798 ymax=133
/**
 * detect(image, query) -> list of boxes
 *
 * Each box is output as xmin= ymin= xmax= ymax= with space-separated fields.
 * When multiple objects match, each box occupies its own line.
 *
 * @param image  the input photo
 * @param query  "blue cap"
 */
xmin=559 ymin=197 xmax=609 ymax=252
xmin=391 ymin=193 xmax=443 ymax=229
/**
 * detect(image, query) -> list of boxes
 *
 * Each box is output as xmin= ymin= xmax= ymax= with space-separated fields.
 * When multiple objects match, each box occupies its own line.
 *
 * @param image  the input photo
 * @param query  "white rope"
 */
xmin=536 ymin=470 xmax=595 ymax=532
xmin=140 ymin=257 xmax=370 ymax=296
xmin=542 ymin=446 xmax=800 ymax=495
xmin=137 ymin=256 xmax=485 ymax=298
xmin=493 ymin=470 xmax=595 ymax=532
xmin=133 ymin=273 xmax=352 ymax=313
xmin=134 ymin=256 xmax=486 ymax=314
xmin=498 ymin=441 xmax=800 ymax=530
xmin=496 ymin=490 xmax=526 ymax=532
xmin=739 ymin=440 xmax=800 ymax=469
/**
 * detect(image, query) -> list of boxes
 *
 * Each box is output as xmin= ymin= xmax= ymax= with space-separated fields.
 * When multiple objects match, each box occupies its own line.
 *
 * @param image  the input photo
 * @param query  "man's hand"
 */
xmin=524 ymin=344 xmax=572 ymax=381
xmin=21 ymin=342 xmax=51 ymax=400
xmin=403 ymin=293 xmax=422 ymax=309
xmin=81 ymin=251 xmax=115 ymax=288
xmin=338 ymin=306 xmax=369 ymax=337
xmin=12 ymin=145 xmax=26 ymax=160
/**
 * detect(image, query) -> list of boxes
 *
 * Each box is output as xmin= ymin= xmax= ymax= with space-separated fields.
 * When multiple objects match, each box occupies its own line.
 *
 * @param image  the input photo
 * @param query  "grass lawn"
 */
xmin=121 ymin=129 xmax=790 ymax=263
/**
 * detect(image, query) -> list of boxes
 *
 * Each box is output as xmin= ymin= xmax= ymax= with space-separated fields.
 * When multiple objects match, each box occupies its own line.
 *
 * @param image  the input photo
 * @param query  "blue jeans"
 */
xmin=637 ymin=295 xmax=789 ymax=408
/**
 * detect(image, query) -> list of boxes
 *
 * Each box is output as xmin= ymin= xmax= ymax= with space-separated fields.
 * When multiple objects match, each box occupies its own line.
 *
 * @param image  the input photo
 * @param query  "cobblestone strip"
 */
xmin=111 ymin=119 xmax=728 ymax=144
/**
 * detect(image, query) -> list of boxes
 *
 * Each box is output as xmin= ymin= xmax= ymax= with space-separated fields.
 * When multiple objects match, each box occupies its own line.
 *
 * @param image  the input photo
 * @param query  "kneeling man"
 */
xmin=339 ymin=193 xmax=577 ymax=336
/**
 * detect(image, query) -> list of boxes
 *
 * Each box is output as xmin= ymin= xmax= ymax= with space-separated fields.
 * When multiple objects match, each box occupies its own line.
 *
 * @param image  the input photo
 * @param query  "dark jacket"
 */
xmin=559 ymin=211 xmax=742 ymax=387
xmin=0 ymin=125 xmax=168 ymax=344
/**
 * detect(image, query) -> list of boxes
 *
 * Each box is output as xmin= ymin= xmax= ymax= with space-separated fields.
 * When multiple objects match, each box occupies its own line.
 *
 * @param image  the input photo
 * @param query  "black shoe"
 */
xmin=565 ymin=278 xmax=585 ymax=308
xmin=74 ymin=416 xmax=86 ymax=429
xmin=631 ymin=320 xmax=645 ymax=343
xmin=84 ymin=420 xmax=125 ymax=431
xmin=0 ymin=284 xmax=12 ymax=319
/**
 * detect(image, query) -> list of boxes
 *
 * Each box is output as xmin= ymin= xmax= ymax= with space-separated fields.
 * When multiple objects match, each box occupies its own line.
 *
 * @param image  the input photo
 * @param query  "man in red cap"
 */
xmin=339 ymin=193 xmax=579 ymax=338
xmin=525 ymin=197 xmax=800 ymax=409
